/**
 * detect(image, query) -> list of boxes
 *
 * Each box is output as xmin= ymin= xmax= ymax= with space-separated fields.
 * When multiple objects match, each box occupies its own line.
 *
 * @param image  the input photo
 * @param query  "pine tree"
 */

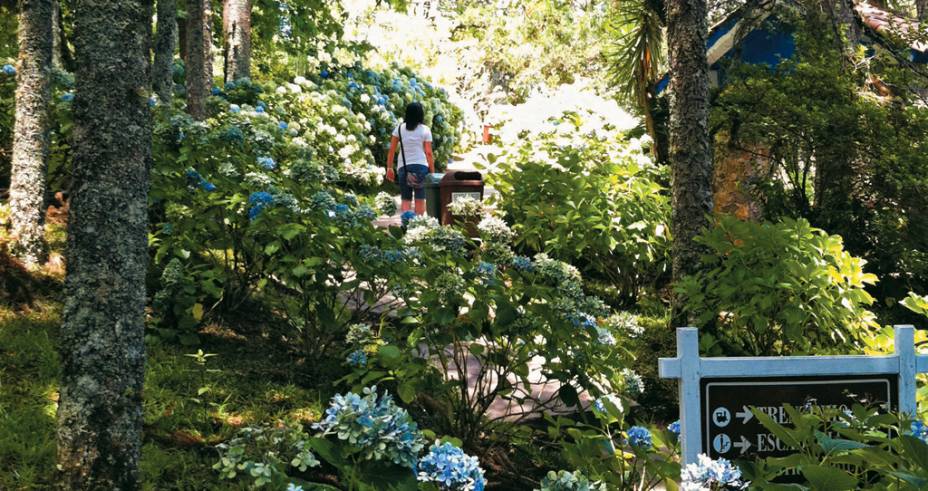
xmin=666 ymin=0 xmax=712 ymax=324
xmin=186 ymin=0 xmax=212 ymax=119
xmin=222 ymin=0 xmax=251 ymax=83
xmin=9 ymin=0 xmax=53 ymax=267
xmin=153 ymin=0 xmax=177 ymax=102
xmin=56 ymin=0 xmax=152 ymax=487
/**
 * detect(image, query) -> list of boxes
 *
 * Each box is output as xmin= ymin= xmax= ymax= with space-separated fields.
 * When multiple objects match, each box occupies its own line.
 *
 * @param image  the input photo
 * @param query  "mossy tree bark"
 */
xmin=153 ymin=0 xmax=177 ymax=102
xmin=9 ymin=0 xmax=53 ymax=267
xmin=185 ymin=0 xmax=212 ymax=120
xmin=222 ymin=0 xmax=251 ymax=83
xmin=56 ymin=0 xmax=152 ymax=488
xmin=919 ymin=0 xmax=928 ymax=21
xmin=666 ymin=0 xmax=712 ymax=325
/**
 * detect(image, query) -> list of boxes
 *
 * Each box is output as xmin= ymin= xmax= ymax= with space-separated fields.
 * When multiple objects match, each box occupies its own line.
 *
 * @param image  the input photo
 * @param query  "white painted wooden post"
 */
xmin=677 ymin=328 xmax=701 ymax=465
xmin=896 ymin=325 xmax=917 ymax=417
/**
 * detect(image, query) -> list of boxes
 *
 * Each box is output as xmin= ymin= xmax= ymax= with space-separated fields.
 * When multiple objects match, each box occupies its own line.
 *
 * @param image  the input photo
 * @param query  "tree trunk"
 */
xmin=144 ymin=0 xmax=153 ymax=85
xmin=666 ymin=0 xmax=712 ymax=325
xmin=222 ymin=0 xmax=251 ymax=83
xmin=823 ymin=0 xmax=861 ymax=48
xmin=185 ymin=0 xmax=211 ymax=119
xmin=56 ymin=0 xmax=152 ymax=488
xmin=152 ymin=0 xmax=177 ymax=102
xmin=178 ymin=1 xmax=188 ymax=61
xmin=51 ymin=0 xmax=62 ymax=68
xmin=9 ymin=0 xmax=53 ymax=268
xmin=918 ymin=0 xmax=928 ymax=21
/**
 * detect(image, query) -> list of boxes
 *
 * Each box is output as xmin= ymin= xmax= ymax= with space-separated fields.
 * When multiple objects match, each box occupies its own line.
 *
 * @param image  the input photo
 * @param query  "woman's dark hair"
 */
xmin=404 ymin=102 xmax=425 ymax=131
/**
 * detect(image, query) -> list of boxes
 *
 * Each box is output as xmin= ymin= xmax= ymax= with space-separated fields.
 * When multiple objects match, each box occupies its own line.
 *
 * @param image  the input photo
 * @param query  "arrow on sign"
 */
xmin=736 ymin=405 xmax=754 ymax=424
xmin=733 ymin=435 xmax=751 ymax=455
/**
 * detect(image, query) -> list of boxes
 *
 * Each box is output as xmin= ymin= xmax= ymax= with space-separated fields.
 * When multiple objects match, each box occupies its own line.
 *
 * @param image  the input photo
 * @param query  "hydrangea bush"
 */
xmin=485 ymin=114 xmax=670 ymax=305
xmin=213 ymin=422 xmax=320 ymax=489
xmin=341 ymin=209 xmax=634 ymax=451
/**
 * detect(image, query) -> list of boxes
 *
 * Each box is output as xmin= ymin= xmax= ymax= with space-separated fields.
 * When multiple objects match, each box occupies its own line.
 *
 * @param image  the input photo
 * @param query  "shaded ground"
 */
xmin=0 ymin=295 xmax=329 ymax=490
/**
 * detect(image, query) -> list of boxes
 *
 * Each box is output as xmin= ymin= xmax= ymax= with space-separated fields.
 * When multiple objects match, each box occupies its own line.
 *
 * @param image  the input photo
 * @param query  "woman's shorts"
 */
xmin=398 ymin=164 xmax=429 ymax=200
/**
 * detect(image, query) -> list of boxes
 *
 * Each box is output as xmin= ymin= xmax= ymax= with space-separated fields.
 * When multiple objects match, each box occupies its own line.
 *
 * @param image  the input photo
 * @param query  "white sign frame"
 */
xmin=659 ymin=325 xmax=925 ymax=464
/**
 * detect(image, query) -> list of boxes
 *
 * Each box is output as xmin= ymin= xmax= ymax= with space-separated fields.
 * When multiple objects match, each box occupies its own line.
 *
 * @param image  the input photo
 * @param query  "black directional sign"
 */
xmin=701 ymin=375 xmax=897 ymax=461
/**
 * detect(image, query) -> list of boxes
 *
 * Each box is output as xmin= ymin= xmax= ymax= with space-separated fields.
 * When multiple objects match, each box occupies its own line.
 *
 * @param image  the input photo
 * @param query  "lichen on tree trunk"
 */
xmin=56 ymin=0 xmax=152 ymax=488
xmin=222 ymin=0 xmax=251 ymax=83
xmin=185 ymin=0 xmax=212 ymax=120
xmin=9 ymin=0 xmax=53 ymax=268
xmin=153 ymin=0 xmax=177 ymax=102
xmin=666 ymin=0 xmax=712 ymax=325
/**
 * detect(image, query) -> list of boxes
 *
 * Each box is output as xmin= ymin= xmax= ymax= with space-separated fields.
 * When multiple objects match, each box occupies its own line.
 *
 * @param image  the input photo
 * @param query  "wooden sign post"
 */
xmin=659 ymin=325 xmax=924 ymax=464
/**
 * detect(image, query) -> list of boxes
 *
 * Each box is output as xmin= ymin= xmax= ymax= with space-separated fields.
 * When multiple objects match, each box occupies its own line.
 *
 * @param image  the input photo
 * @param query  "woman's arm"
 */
xmin=386 ymin=136 xmax=399 ymax=182
xmin=424 ymin=141 xmax=435 ymax=173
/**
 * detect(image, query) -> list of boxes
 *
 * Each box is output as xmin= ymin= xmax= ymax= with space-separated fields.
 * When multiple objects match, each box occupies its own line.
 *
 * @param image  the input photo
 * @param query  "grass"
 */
xmin=0 ymin=295 xmax=328 ymax=490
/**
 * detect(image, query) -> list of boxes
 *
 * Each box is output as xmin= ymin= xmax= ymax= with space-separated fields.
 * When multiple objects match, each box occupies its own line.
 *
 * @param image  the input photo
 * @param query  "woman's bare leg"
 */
xmin=400 ymin=199 xmax=412 ymax=213
xmin=415 ymin=199 xmax=426 ymax=215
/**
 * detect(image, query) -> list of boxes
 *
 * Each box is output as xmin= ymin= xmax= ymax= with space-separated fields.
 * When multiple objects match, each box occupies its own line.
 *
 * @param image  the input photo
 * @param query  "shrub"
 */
xmin=544 ymin=390 xmax=680 ymax=490
xmin=342 ymin=213 xmax=633 ymax=450
xmin=213 ymin=422 xmax=320 ymax=488
xmin=744 ymin=405 xmax=928 ymax=489
xmin=487 ymin=116 xmax=670 ymax=304
xmin=677 ymin=216 xmax=879 ymax=356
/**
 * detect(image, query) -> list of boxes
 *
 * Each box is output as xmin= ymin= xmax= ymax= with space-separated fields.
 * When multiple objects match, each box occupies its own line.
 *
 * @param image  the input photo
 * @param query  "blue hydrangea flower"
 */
xmin=286 ymin=484 xmax=303 ymax=491
xmin=667 ymin=420 xmax=681 ymax=436
xmin=401 ymin=210 xmax=417 ymax=227
xmin=417 ymin=441 xmax=486 ymax=491
xmin=222 ymin=125 xmax=244 ymax=143
xmin=354 ymin=205 xmax=376 ymax=221
xmin=311 ymin=190 xmax=336 ymax=210
xmin=476 ymin=261 xmax=496 ymax=278
xmin=383 ymin=249 xmax=405 ymax=263
xmin=912 ymin=421 xmax=928 ymax=442
xmin=257 ymin=156 xmax=276 ymax=170
xmin=249 ymin=191 xmax=274 ymax=205
xmin=211 ymin=86 xmax=222 ymax=96
xmin=320 ymin=69 xmax=330 ymax=79
xmin=511 ymin=256 xmax=534 ymax=272
xmin=248 ymin=191 xmax=275 ymax=220
xmin=346 ymin=350 xmax=368 ymax=368
xmin=1 ymin=64 xmax=15 ymax=76
xmin=334 ymin=203 xmax=350 ymax=215
xmin=201 ymin=181 xmax=216 ymax=192
xmin=278 ymin=120 xmax=289 ymax=130
xmin=314 ymin=387 xmax=424 ymax=469
xmin=229 ymin=103 xmax=241 ymax=114
xmin=626 ymin=426 xmax=652 ymax=449
xmin=61 ymin=92 xmax=74 ymax=102
xmin=148 ymin=97 xmax=157 ymax=107
xmin=681 ymin=454 xmax=747 ymax=490
xmin=347 ymin=81 xmax=361 ymax=91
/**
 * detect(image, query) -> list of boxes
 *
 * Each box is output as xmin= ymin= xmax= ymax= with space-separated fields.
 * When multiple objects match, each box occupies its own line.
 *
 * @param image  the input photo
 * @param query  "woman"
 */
xmin=386 ymin=102 xmax=435 ymax=216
